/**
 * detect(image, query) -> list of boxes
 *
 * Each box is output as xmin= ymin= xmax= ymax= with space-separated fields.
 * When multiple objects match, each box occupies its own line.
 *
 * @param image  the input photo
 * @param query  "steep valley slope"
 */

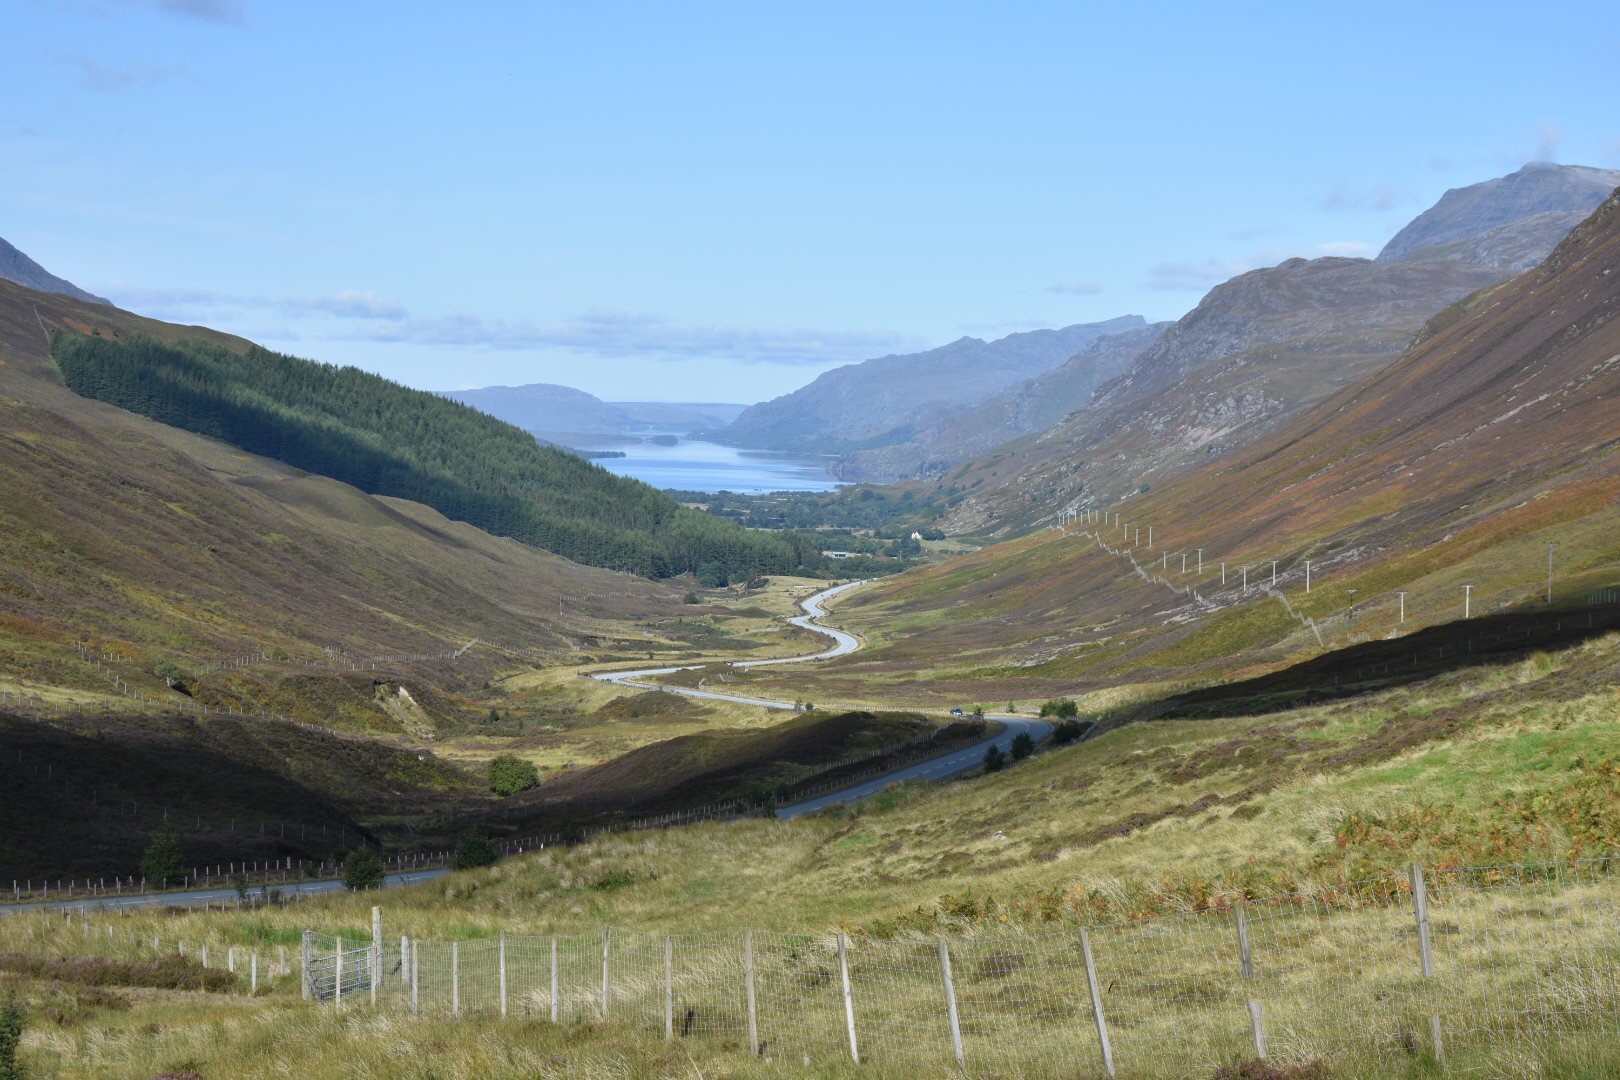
xmin=735 ymin=186 xmax=1620 ymax=708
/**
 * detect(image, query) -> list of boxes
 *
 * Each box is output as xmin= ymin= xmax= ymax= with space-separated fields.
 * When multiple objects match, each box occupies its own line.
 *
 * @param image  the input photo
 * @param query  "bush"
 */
xmin=1038 ymin=698 xmax=1079 ymax=719
xmin=139 ymin=824 xmax=186 ymax=888
xmin=342 ymin=847 xmax=385 ymax=891
xmin=0 ymin=994 xmax=22 ymax=1080
xmin=451 ymin=835 xmax=498 ymax=870
xmin=983 ymin=745 xmax=1006 ymax=773
xmin=488 ymin=754 xmax=540 ymax=796
xmin=1010 ymin=732 xmax=1035 ymax=760
xmin=1051 ymin=719 xmax=1084 ymax=745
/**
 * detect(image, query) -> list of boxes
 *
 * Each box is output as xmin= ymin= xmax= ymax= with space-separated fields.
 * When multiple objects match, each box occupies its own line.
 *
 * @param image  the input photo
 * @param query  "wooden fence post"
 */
xmin=601 ymin=927 xmax=611 ymax=1018
xmin=1236 ymin=902 xmax=1266 ymax=1058
xmin=744 ymin=930 xmax=760 ymax=1055
xmin=301 ymin=930 xmax=313 ymax=1000
xmin=371 ymin=906 xmax=382 ymax=1007
xmin=939 ymin=938 xmax=965 ymax=1067
xmin=409 ymin=938 xmax=419 ymax=1015
xmin=334 ymin=938 xmax=343 ymax=1007
xmin=400 ymin=936 xmax=409 ymax=987
xmin=1080 ymin=929 xmax=1115 ymax=1078
xmin=250 ymin=952 xmax=257 ymax=994
xmin=550 ymin=936 xmax=559 ymax=1023
xmin=499 ymin=932 xmax=508 ymax=1018
xmin=1411 ymin=864 xmax=1443 ymax=1061
xmin=664 ymin=936 xmax=674 ymax=1041
xmin=837 ymin=932 xmax=860 ymax=1064
xmin=451 ymin=941 xmax=460 ymax=1017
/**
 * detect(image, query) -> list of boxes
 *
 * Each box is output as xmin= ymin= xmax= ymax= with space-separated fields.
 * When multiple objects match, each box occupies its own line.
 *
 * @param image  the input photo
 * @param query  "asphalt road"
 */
xmin=589 ymin=580 xmax=865 ymax=707
xmin=774 ymin=715 xmax=1060 ymax=818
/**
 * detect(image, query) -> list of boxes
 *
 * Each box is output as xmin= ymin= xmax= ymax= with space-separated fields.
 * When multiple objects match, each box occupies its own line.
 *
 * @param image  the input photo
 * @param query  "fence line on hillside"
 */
xmin=307 ymin=858 xmax=1620 ymax=1075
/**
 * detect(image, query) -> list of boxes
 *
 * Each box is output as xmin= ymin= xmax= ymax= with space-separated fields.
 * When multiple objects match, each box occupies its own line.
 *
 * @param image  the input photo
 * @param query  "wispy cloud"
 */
xmin=1535 ymin=122 xmax=1562 ymax=163
xmin=343 ymin=310 xmax=919 ymax=366
xmin=112 ymin=0 xmax=246 ymax=24
xmin=1320 ymin=185 xmax=1406 ymax=212
xmin=287 ymin=290 xmax=407 ymax=320
xmin=105 ymin=283 xmax=915 ymax=367
xmin=107 ymin=284 xmax=407 ymax=322
xmin=1149 ymin=240 xmax=1377 ymax=292
xmin=53 ymin=52 xmax=178 ymax=90
xmin=1045 ymin=282 xmax=1102 ymax=296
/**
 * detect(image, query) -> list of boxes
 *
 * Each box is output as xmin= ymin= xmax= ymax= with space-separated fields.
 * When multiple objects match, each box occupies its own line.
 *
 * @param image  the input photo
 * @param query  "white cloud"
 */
xmin=1320 ymin=186 xmax=1406 ymax=213
xmin=1535 ymin=122 xmax=1562 ymax=163
xmin=53 ymin=52 xmax=178 ymax=90
xmin=343 ymin=310 xmax=919 ymax=366
xmin=1045 ymin=282 xmax=1103 ymax=296
xmin=288 ymin=290 xmax=408 ymax=320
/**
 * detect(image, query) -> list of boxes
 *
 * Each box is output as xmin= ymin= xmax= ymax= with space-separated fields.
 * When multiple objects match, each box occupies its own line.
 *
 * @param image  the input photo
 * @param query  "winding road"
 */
xmin=9 ymin=580 xmax=1064 ymax=915
xmin=591 ymin=580 xmax=1056 ymax=817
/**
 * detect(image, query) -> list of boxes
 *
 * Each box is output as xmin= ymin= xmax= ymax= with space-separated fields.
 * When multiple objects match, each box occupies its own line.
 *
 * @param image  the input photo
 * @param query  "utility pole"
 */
xmin=1305 ymin=560 xmax=1312 ymax=593
xmin=1161 ymin=552 xmax=1167 ymax=570
xmin=1134 ymin=527 xmax=1140 ymax=546
xmin=1221 ymin=561 xmax=1226 ymax=585
xmin=1147 ymin=525 xmax=1154 ymax=547
xmin=1180 ymin=553 xmax=1187 ymax=573
xmin=1546 ymin=541 xmax=1559 ymax=604
xmin=1397 ymin=591 xmax=1406 ymax=625
xmin=1462 ymin=584 xmax=1474 ymax=619
xmin=1197 ymin=549 xmax=1203 ymax=574
xmin=1271 ymin=561 xmax=1277 ymax=587
xmin=1242 ymin=565 xmax=1249 ymax=592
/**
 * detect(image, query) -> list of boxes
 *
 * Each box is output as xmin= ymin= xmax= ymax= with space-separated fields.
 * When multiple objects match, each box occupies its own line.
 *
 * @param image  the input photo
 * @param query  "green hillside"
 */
xmin=51 ymin=332 xmax=821 ymax=582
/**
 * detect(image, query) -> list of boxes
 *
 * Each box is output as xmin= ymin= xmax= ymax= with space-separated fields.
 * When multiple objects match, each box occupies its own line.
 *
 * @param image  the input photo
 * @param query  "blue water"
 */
xmin=587 ymin=436 xmax=843 ymax=494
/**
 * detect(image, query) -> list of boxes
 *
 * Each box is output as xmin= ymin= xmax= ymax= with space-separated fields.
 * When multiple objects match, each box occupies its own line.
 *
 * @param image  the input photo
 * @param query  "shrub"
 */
xmin=139 ymin=824 xmax=186 ymax=888
xmin=451 ymin=835 xmax=498 ymax=870
xmin=1010 ymin=732 xmax=1035 ymax=760
xmin=1051 ymin=719 xmax=1085 ymax=745
xmin=342 ymin=847 xmax=385 ymax=891
xmin=1039 ymin=698 xmax=1079 ymax=719
xmin=983 ymin=745 xmax=1006 ymax=773
xmin=0 ymin=994 xmax=22 ymax=1080
xmin=488 ymin=754 xmax=540 ymax=796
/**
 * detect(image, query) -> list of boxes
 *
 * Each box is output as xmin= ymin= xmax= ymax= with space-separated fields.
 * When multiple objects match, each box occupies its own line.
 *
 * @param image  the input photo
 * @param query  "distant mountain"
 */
xmin=440 ymin=383 xmax=747 ymax=439
xmin=934 ymin=164 xmax=1619 ymax=534
xmin=723 ymin=316 xmax=1148 ymax=454
xmin=829 ymin=183 xmax=1620 ymax=696
xmin=440 ymin=382 xmax=633 ymax=437
xmin=1377 ymin=162 xmax=1620 ymax=264
xmin=612 ymin=401 xmax=748 ymax=430
xmin=0 ymin=236 xmax=110 ymax=305
xmin=835 ymin=321 xmax=1170 ymax=482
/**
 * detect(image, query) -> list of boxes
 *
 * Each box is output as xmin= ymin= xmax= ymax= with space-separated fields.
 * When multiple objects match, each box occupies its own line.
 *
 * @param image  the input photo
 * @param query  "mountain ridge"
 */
xmin=0 ymin=235 xmax=110 ymax=306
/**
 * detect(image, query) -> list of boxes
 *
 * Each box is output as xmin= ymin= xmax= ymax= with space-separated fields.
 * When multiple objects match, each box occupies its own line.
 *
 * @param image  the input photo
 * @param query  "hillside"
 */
xmin=0 ymin=235 xmax=109 ymax=305
xmin=722 ymin=316 xmax=1147 ymax=453
xmin=51 ymin=332 xmax=819 ymax=581
xmin=736 ymin=185 xmax=1620 ymax=708
xmin=834 ymin=320 xmax=1170 ymax=482
xmin=934 ymin=164 xmax=1619 ymax=536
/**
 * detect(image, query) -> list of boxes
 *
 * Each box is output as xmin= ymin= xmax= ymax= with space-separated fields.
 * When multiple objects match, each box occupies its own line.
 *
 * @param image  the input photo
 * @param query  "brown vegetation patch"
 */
xmin=0 ymin=953 xmax=235 ymax=992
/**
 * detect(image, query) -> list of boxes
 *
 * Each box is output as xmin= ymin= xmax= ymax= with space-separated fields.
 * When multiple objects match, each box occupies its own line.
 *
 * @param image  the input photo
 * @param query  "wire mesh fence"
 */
xmin=305 ymin=859 xmax=1620 ymax=1075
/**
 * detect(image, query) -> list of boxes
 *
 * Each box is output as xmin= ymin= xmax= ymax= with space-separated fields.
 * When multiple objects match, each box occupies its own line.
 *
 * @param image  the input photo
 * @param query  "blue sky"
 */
xmin=6 ymin=1 xmax=1619 ymax=403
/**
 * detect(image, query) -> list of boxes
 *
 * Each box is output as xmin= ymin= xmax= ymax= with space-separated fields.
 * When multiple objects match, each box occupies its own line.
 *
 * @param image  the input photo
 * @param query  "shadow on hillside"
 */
xmin=1148 ymin=602 xmax=1620 ymax=720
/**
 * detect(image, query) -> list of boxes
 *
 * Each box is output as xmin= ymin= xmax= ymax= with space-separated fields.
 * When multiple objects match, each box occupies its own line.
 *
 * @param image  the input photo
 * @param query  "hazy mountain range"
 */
xmin=439 ymin=383 xmax=746 ymax=441
xmin=722 ymin=316 xmax=1149 ymax=453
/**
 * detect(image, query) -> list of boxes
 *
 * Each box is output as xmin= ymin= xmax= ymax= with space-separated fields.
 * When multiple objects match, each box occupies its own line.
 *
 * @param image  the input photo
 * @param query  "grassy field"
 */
xmin=3 ymin=629 xmax=1617 ymax=1076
